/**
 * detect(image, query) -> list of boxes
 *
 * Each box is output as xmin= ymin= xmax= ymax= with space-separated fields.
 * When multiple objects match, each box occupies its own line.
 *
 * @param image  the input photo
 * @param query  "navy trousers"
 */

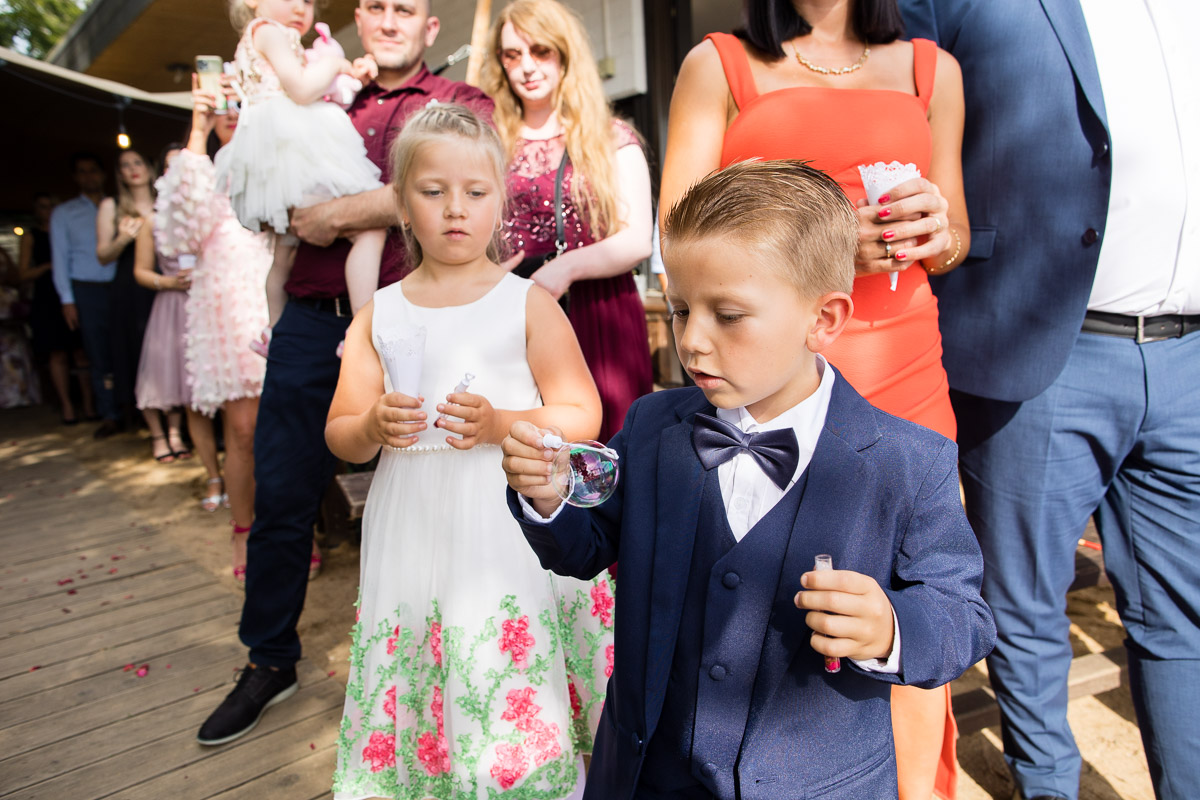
xmin=953 ymin=330 xmax=1200 ymax=800
xmin=240 ymin=301 xmax=350 ymax=669
xmin=71 ymin=280 xmax=116 ymax=421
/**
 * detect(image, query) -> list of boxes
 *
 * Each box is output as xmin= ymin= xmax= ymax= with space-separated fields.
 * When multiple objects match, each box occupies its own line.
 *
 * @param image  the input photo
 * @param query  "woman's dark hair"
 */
xmin=157 ymin=142 xmax=185 ymax=174
xmin=738 ymin=0 xmax=906 ymax=58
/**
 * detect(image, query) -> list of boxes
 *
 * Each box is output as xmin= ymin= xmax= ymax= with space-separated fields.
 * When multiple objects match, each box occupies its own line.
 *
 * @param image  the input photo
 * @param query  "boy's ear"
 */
xmin=805 ymin=291 xmax=853 ymax=354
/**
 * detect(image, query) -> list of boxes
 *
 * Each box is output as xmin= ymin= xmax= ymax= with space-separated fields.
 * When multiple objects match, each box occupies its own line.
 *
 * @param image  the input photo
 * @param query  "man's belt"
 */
xmin=1082 ymin=310 xmax=1200 ymax=343
xmin=288 ymin=294 xmax=352 ymax=318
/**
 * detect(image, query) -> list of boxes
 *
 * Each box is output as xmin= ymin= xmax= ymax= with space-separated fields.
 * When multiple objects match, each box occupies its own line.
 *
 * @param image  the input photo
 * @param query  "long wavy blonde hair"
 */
xmin=482 ymin=0 xmax=624 ymax=239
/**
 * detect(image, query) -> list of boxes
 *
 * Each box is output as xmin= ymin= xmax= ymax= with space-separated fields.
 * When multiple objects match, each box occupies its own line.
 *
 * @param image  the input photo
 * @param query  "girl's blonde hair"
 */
xmin=115 ymin=150 xmax=157 ymax=221
xmin=228 ymin=0 xmax=323 ymax=32
xmin=389 ymin=103 xmax=509 ymax=269
xmin=481 ymin=0 xmax=627 ymax=239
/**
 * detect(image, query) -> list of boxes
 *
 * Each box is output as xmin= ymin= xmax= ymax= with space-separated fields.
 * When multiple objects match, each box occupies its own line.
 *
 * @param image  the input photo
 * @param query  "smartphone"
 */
xmin=194 ymin=55 xmax=228 ymax=115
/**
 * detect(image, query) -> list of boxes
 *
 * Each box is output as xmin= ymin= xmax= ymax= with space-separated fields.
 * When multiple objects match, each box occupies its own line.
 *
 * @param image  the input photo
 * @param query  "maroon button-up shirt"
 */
xmin=285 ymin=64 xmax=494 ymax=299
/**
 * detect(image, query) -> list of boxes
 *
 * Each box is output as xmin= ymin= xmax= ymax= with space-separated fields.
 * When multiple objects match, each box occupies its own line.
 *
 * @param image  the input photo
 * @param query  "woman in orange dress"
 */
xmin=661 ymin=1 xmax=970 ymax=798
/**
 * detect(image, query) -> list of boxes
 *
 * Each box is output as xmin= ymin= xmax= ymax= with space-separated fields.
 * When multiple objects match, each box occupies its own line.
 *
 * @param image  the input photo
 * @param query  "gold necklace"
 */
xmin=792 ymin=43 xmax=870 ymax=75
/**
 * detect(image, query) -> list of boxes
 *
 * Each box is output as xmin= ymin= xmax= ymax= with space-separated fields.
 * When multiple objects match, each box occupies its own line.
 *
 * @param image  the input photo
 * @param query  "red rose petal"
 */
xmin=124 ymin=663 xmax=135 ymax=671
xmin=109 ymin=568 xmax=118 ymax=574
xmin=193 ymin=687 xmax=201 ymax=692
xmin=67 ymin=589 xmax=77 ymax=595
xmin=57 ymin=579 xmax=74 ymax=586
xmin=328 ymin=670 xmax=336 ymax=677
xmin=310 ymin=743 xmax=316 ymax=750
xmin=136 ymin=665 xmax=149 ymax=677
xmin=29 ymin=665 xmax=41 ymax=671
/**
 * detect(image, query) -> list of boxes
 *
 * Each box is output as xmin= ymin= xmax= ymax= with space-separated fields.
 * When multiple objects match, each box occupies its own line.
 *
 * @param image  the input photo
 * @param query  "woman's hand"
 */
xmin=365 ymin=392 xmax=427 ymax=449
xmin=855 ymin=176 xmax=951 ymax=278
xmin=190 ymin=74 xmax=219 ymax=138
xmin=117 ymin=216 xmax=144 ymax=244
xmin=530 ymin=258 xmax=574 ymax=300
xmin=170 ymin=269 xmax=193 ymax=291
xmin=436 ymin=392 xmax=498 ymax=449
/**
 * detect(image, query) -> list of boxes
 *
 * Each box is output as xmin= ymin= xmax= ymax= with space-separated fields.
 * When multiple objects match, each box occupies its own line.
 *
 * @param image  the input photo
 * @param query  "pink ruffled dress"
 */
xmin=154 ymin=149 xmax=272 ymax=416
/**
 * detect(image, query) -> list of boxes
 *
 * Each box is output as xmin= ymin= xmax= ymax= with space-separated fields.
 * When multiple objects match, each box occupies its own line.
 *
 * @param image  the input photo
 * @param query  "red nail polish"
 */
xmin=882 ymin=230 xmax=895 ymax=240
xmin=878 ymin=208 xmax=891 ymax=219
xmin=895 ymin=251 xmax=907 ymax=260
xmin=878 ymin=194 xmax=891 ymax=204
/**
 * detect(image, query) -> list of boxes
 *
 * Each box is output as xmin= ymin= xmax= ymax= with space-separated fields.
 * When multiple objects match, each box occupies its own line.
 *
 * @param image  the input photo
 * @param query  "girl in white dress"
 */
xmin=326 ymin=104 xmax=613 ymax=798
xmin=218 ymin=0 xmax=386 ymax=355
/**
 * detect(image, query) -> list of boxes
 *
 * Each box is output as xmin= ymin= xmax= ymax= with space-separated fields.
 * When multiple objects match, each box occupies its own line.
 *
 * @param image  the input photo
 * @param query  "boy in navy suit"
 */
xmin=502 ymin=161 xmax=995 ymax=799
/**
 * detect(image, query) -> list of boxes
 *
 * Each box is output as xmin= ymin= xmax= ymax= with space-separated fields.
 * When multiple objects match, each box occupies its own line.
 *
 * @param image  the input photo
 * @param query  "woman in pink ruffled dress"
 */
xmin=154 ymin=82 xmax=291 ymax=585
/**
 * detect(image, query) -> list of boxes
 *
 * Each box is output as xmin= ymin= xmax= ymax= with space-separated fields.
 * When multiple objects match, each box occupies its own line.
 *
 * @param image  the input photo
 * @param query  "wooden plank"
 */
xmin=0 ymin=562 xmax=211 ymax=633
xmin=0 ymin=543 xmax=186 ymax=608
xmin=0 ymin=592 xmax=239 ymax=677
xmin=0 ymin=639 xmax=245 ymax=758
xmin=204 ymin=745 xmax=338 ymax=800
xmin=953 ymin=647 xmax=1127 ymax=736
xmin=0 ymin=519 xmax=156 ymax=565
xmin=0 ymin=684 xmax=229 ymax=793
xmin=0 ymin=610 xmax=241 ymax=709
xmin=7 ymin=677 xmax=344 ymax=800
xmin=334 ymin=471 xmax=373 ymax=521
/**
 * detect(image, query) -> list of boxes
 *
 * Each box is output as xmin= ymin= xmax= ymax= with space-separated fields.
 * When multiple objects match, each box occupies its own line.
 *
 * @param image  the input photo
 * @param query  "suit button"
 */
xmin=709 ymin=664 xmax=726 ymax=681
xmin=722 ymin=572 xmax=740 ymax=589
xmin=702 ymin=762 xmax=718 ymax=778
xmin=1083 ymin=228 xmax=1099 ymax=245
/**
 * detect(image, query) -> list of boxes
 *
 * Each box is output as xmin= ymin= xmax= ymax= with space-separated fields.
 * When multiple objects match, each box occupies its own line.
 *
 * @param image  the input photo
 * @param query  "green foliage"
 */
xmin=0 ymin=0 xmax=87 ymax=59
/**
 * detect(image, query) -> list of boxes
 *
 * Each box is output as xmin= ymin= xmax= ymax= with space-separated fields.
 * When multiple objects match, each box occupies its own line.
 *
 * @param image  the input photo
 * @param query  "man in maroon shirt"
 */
xmin=197 ymin=0 xmax=494 ymax=746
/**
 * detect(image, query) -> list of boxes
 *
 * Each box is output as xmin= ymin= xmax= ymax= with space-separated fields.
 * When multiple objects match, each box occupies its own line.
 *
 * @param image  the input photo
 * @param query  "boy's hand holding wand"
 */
xmin=502 ymin=420 xmax=566 ymax=518
xmin=796 ymin=564 xmax=897 ymax=668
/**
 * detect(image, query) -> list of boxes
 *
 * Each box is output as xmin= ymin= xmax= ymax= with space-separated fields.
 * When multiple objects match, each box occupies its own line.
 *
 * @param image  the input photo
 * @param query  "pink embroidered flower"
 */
xmin=386 ymin=625 xmax=400 ymax=656
xmin=605 ymin=644 xmax=615 ymax=678
xmin=501 ymin=686 xmax=541 ymax=731
xmin=590 ymin=581 xmax=614 ymax=628
xmin=568 ymin=681 xmax=583 ymax=720
xmin=430 ymin=686 xmax=445 ymax=727
xmin=383 ymin=686 xmax=396 ymax=721
xmin=490 ymin=742 xmax=528 ymax=789
xmin=499 ymin=616 xmax=535 ymax=670
xmin=362 ymin=730 xmax=396 ymax=772
xmin=523 ymin=719 xmax=563 ymax=766
xmin=430 ymin=621 xmax=443 ymax=667
xmin=416 ymin=730 xmax=451 ymax=775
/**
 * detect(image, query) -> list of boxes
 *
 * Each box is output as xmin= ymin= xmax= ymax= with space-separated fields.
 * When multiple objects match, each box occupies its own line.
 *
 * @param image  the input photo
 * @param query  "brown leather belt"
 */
xmin=288 ymin=294 xmax=352 ymax=318
xmin=1082 ymin=310 xmax=1200 ymax=344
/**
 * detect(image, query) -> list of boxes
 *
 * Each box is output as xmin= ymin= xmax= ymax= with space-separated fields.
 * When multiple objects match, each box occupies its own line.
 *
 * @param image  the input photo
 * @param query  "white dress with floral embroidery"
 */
xmin=333 ymin=273 xmax=614 ymax=800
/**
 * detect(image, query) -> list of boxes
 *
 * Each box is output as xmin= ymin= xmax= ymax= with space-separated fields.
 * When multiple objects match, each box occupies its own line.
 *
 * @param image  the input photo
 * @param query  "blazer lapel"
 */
xmin=747 ymin=373 xmax=882 ymax=719
xmin=1039 ymin=0 xmax=1108 ymax=130
xmin=643 ymin=391 xmax=710 ymax=731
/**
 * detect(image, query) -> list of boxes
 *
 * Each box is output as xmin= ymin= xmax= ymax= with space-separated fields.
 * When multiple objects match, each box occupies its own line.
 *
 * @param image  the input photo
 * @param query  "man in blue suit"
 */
xmin=900 ymin=2 xmax=1200 ymax=798
xmin=502 ymin=161 xmax=995 ymax=799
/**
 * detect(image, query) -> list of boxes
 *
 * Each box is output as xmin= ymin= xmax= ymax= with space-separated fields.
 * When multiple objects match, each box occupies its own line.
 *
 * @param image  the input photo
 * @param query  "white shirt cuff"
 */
xmin=851 ymin=605 xmax=901 ymax=675
xmin=517 ymin=493 xmax=566 ymax=523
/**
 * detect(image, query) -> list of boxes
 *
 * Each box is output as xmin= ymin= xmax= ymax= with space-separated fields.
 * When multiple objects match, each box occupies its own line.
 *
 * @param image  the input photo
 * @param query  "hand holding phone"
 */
xmin=195 ymin=56 xmax=228 ymax=115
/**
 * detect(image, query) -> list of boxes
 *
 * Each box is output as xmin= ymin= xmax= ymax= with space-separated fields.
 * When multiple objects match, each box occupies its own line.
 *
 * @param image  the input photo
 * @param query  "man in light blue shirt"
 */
xmin=51 ymin=152 xmax=120 ymax=437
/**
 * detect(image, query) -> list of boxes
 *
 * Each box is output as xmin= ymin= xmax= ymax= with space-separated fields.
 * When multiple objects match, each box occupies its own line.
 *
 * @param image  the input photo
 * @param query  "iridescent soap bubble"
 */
xmin=542 ymin=435 xmax=619 ymax=508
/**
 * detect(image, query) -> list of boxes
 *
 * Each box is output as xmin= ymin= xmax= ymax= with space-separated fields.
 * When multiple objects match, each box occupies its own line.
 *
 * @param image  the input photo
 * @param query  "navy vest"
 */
xmin=638 ymin=466 xmax=808 ymax=799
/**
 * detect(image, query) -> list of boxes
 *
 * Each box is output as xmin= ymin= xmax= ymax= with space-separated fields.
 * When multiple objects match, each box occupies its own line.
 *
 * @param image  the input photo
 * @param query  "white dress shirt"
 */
xmin=520 ymin=355 xmax=900 ymax=672
xmin=1081 ymin=0 xmax=1200 ymax=315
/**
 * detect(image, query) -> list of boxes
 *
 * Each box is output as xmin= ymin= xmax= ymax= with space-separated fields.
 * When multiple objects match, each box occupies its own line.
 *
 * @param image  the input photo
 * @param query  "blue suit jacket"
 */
xmin=899 ymin=0 xmax=1111 ymax=402
xmin=509 ymin=374 xmax=995 ymax=798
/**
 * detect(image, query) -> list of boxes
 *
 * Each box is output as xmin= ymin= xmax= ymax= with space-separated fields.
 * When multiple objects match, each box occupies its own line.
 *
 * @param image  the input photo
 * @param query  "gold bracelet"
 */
xmin=925 ymin=228 xmax=962 ymax=275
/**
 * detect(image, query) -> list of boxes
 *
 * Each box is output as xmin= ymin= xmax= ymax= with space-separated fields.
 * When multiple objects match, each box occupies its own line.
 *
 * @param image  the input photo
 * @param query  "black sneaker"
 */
xmin=196 ymin=663 xmax=298 ymax=746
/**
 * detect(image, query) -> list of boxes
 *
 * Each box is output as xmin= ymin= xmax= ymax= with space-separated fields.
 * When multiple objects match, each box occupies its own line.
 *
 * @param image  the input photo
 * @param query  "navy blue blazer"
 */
xmin=508 ymin=373 xmax=995 ymax=798
xmin=899 ymin=0 xmax=1111 ymax=402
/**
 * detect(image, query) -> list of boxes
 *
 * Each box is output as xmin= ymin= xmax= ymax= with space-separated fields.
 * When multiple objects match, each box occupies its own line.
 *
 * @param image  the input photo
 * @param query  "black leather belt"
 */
xmin=288 ymin=294 xmax=352 ymax=318
xmin=1082 ymin=310 xmax=1200 ymax=343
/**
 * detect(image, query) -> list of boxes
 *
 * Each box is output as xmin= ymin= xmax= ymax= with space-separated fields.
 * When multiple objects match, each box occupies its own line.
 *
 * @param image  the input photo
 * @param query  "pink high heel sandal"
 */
xmin=231 ymin=522 xmax=250 ymax=587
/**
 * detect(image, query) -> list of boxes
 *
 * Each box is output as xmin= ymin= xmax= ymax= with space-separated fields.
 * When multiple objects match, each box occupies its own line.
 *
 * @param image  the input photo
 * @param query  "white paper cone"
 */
xmin=858 ymin=162 xmax=921 ymax=292
xmin=376 ymin=325 xmax=426 ymax=398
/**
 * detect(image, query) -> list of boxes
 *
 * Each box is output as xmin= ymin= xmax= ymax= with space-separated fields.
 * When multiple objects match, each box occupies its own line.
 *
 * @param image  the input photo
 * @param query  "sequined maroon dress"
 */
xmin=504 ymin=121 xmax=653 ymax=442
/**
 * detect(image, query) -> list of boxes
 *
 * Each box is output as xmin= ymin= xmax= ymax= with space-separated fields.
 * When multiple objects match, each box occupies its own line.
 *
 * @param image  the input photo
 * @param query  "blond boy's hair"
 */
xmin=662 ymin=160 xmax=858 ymax=296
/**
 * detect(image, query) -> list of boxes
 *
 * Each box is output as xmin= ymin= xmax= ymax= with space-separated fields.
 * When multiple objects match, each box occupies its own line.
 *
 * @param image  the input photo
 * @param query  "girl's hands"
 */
xmin=349 ymin=55 xmax=378 ymax=83
xmin=366 ymin=392 xmax=427 ymax=449
xmin=855 ymin=176 xmax=951 ymax=278
xmin=436 ymin=392 xmax=498 ymax=449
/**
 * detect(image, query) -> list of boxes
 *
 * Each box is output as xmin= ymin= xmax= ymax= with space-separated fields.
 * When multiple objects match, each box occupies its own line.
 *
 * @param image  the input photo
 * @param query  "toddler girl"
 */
xmin=325 ymin=104 xmax=611 ymax=799
xmin=218 ymin=0 xmax=386 ymax=355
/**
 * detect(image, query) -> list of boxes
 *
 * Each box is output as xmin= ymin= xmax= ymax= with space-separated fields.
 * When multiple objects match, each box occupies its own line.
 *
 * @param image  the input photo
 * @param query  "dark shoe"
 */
xmin=1012 ymin=790 xmax=1068 ymax=800
xmin=92 ymin=420 xmax=124 ymax=440
xmin=196 ymin=663 xmax=297 ymax=746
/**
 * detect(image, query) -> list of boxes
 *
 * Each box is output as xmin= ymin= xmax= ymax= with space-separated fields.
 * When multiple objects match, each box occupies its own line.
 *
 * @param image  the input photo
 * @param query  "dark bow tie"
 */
xmin=692 ymin=413 xmax=800 ymax=490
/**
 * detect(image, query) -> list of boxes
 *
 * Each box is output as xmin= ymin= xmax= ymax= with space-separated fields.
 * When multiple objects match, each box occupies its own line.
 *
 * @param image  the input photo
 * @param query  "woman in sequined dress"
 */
xmin=483 ymin=0 xmax=653 ymax=443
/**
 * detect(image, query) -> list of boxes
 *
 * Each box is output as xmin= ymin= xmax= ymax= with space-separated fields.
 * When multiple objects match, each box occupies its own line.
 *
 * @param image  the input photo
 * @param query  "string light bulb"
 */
xmin=114 ymin=94 xmax=132 ymax=149
xmin=13 ymin=226 xmax=24 ymax=236
xmin=117 ymin=125 xmax=130 ymax=149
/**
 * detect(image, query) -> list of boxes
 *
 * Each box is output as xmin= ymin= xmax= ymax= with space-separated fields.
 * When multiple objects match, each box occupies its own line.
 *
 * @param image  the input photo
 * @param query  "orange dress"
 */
xmin=707 ymin=32 xmax=959 ymax=799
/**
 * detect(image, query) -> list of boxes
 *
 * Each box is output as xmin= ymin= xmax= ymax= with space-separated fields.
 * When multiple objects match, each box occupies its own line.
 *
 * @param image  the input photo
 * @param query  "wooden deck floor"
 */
xmin=0 ymin=422 xmax=341 ymax=799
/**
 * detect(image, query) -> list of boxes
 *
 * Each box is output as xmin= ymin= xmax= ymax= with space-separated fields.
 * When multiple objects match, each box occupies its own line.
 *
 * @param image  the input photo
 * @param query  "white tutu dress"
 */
xmin=215 ymin=18 xmax=382 ymax=235
xmin=332 ymin=273 xmax=613 ymax=799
